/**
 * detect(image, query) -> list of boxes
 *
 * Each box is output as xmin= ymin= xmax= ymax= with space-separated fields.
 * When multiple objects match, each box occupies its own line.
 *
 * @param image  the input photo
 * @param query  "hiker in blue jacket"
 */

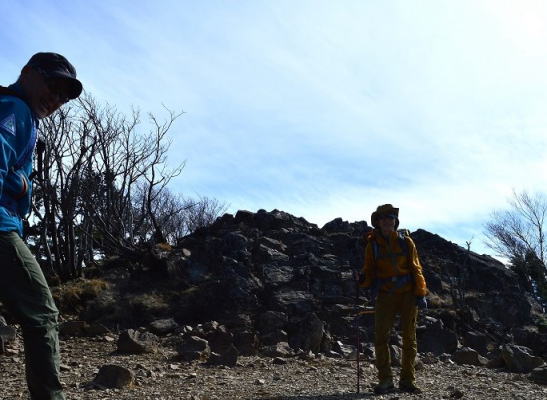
xmin=0 ymin=52 xmax=82 ymax=400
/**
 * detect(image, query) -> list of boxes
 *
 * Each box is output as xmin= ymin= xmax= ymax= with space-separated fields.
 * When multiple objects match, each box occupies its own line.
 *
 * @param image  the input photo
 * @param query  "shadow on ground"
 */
xmin=262 ymin=392 xmax=377 ymax=400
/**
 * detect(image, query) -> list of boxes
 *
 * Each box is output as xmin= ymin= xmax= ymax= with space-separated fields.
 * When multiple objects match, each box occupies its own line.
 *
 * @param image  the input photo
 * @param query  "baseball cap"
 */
xmin=25 ymin=52 xmax=83 ymax=99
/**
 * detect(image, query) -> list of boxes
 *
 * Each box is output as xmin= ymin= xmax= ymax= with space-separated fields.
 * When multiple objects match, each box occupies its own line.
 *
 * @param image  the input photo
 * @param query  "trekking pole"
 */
xmin=353 ymin=271 xmax=361 ymax=394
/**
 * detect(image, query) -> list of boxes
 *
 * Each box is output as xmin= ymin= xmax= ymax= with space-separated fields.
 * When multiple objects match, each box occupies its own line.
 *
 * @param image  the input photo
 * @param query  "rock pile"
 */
xmin=67 ymin=209 xmax=546 ymax=378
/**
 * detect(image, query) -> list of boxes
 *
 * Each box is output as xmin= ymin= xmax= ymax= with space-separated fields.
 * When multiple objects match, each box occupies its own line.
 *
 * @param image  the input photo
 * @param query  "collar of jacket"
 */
xmin=5 ymin=82 xmax=39 ymax=126
xmin=371 ymin=229 xmax=398 ymax=246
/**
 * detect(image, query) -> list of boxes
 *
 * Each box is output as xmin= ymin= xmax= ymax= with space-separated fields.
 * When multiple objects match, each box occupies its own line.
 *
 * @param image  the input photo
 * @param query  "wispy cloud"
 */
xmin=3 ymin=0 xmax=547 ymax=257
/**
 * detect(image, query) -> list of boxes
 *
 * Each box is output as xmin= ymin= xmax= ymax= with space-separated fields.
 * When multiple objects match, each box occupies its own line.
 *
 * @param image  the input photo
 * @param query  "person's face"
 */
xmin=378 ymin=214 xmax=396 ymax=234
xmin=20 ymin=67 xmax=71 ymax=119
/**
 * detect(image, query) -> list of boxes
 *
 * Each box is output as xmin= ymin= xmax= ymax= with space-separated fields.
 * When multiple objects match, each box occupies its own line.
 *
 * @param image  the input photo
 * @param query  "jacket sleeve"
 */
xmin=0 ymin=101 xmax=19 ymax=196
xmin=407 ymin=237 xmax=428 ymax=296
xmin=359 ymin=242 xmax=376 ymax=288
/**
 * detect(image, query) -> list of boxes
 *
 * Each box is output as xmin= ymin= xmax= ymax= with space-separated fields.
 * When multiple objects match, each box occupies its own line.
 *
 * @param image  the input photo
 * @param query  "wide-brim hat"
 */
xmin=25 ymin=52 xmax=83 ymax=99
xmin=371 ymin=204 xmax=399 ymax=229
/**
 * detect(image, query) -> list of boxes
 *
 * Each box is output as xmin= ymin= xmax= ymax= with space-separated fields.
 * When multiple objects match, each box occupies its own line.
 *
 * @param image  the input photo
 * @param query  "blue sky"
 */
xmin=2 ymin=0 xmax=547 ymax=257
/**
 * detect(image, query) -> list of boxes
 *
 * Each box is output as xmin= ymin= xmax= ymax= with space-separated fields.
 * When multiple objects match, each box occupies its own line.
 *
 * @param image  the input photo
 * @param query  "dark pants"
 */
xmin=0 ymin=231 xmax=65 ymax=400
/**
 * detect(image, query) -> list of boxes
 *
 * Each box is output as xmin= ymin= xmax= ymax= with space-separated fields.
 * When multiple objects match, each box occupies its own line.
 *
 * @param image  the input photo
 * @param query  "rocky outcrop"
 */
xmin=75 ymin=209 xmax=544 ymax=368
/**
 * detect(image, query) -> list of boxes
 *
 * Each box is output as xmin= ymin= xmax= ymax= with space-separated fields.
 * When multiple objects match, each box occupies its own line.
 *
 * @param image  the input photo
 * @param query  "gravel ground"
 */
xmin=1 ymin=335 xmax=546 ymax=400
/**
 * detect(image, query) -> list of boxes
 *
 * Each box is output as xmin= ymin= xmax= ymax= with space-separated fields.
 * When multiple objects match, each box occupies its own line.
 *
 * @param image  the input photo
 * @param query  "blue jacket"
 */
xmin=0 ymin=83 xmax=37 ymax=236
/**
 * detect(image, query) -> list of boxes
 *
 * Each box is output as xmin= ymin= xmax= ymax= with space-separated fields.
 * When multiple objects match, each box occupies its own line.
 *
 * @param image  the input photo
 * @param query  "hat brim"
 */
xmin=46 ymin=71 xmax=83 ymax=99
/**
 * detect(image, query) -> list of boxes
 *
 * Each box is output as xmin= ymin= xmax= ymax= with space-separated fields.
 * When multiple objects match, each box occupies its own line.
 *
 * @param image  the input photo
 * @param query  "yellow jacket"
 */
xmin=360 ymin=230 xmax=428 ymax=297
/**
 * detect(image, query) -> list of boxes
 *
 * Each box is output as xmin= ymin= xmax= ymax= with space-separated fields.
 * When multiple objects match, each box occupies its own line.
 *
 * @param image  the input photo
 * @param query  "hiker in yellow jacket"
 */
xmin=360 ymin=204 xmax=428 ymax=394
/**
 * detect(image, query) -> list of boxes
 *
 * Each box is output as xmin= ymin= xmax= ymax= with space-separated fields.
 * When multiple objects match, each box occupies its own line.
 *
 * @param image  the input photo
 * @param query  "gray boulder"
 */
xmin=452 ymin=347 xmax=488 ymax=366
xmin=513 ymin=326 xmax=547 ymax=358
xmin=93 ymin=364 xmax=134 ymax=389
xmin=417 ymin=326 xmax=459 ymax=355
xmin=86 ymin=323 xmax=111 ymax=336
xmin=261 ymin=342 xmax=293 ymax=357
xmin=260 ymin=329 xmax=288 ymax=346
xmin=203 ymin=324 xmax=234 ymax=354
xmin=208 ymin=343 xmax=239 ymax=366
xmin=288 ymin=312 xmax=325 ymax=353
xmin=501 ymin=344 xmax=544 ymax=373
xmin=117 ymin=329 xmax=158 ymax=354
xmin=486 ymin=348 xmax=505 ymax=368
xmin=59 ymin=320 xmax=87 ymax=337
xmin=463 ymin=331 xmax=494 ymax=356
xmin=233 ymin=330 xmax=259 ymax=356
xmin=530 ymin=365 xmax=547 ymax=385
xmin=257 ymin=311 xmax=288 ymax=333
xmin=177 ymin=335 xmax=211 ymax=361
xmin=149 ymin=318 xmax=179 ymax=335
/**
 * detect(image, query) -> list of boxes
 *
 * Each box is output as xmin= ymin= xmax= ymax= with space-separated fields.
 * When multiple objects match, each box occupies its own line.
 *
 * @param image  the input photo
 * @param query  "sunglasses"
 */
xmin=378 ymin=214 xmax=396 ymax=220
xmin=36 ymin=68 xmax=71 ymax=104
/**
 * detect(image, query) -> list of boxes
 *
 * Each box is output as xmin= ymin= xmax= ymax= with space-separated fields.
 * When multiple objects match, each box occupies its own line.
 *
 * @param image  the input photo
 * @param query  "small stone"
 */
xmin=93 ymin=364 xmax=135 ymax=389
xmin=272 ymin=357 xmax=287 ymax=365
xmin=530 ymin=365 xmax=547 ymax=385
xmin=255 ymin=378 xmax=266 ymax=385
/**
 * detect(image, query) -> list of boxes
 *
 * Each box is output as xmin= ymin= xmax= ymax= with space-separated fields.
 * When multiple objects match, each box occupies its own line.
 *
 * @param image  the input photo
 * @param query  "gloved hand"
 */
xmin=353 ymin=270 xmax=366 ymax=284
xmin=416 ymin=296 xmax=428 ymax=310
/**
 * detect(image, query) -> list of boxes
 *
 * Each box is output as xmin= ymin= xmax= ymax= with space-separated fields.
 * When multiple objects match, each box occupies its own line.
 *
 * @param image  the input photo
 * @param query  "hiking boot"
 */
xmin=399 ymin=380 xmax=423 ymax=393
xmin=373 ymin=379 xmax=395 ymax=394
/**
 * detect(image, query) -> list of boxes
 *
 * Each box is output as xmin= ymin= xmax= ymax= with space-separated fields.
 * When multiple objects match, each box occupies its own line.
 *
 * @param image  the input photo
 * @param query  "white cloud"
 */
xmin=3 ymin=0 xmax=547 ymax=260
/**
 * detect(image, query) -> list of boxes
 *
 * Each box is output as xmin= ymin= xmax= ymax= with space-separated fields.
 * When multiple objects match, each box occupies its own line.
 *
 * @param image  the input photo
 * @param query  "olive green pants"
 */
xmin=0 ymin=231 xmax=65 ymax=400
xmin=374 ymin=290 xmax=418 ymax=384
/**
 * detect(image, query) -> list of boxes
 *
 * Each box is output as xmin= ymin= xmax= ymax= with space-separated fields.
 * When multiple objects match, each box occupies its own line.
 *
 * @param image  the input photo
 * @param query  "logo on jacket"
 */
xmin=0 ymin=114 xmax=16 ymax=136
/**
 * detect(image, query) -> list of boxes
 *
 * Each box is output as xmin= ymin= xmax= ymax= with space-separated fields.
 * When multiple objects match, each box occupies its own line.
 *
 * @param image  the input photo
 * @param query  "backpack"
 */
xmin=364 ymin=229 xmax=413 ymax=295
xmin=365 ymin=228 xmax=411 ymax=261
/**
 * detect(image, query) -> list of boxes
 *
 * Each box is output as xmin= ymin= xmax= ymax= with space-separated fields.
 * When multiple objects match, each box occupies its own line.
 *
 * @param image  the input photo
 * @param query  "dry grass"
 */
xmin=128 ymin=292 xmax=169 ymax=315
xmin=155 ymin=242 xmax=173 ymax=251
xmin=427 ymin=291 xmax=451 ymax=308
xmin=53 ymin=278 xmax=109 ymax=314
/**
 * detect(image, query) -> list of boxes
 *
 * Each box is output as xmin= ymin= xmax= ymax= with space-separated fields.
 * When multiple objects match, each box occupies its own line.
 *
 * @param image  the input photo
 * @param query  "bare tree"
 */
xmin=484 ymin=189 xmax=547 ymax=307
xmin=30 ymin=94 xmax=226 ymax=280
xmin=484 ymin=190 xmax=547 ymax=263
xmin=183 ymin=196 xmax=228 ymax=234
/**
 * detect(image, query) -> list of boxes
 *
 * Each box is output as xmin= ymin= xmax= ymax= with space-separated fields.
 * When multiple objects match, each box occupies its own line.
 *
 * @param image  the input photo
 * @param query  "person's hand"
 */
xmin=353 ymin=270 xmax=366 ymax=284
xmin=416 ymin=296 xmax=428 ymax=310
xmin=353 ymin=270 xmax=360 ymax=281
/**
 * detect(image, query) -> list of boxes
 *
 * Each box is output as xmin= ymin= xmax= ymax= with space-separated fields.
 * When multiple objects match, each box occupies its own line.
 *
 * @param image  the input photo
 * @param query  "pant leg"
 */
xmin=0 ymin=231 xmax=65 ymax=400
xmin=399 ymin=290 xmax=418 ymax=384
xmin=374 ymin=291 xmax=398 ymax=382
